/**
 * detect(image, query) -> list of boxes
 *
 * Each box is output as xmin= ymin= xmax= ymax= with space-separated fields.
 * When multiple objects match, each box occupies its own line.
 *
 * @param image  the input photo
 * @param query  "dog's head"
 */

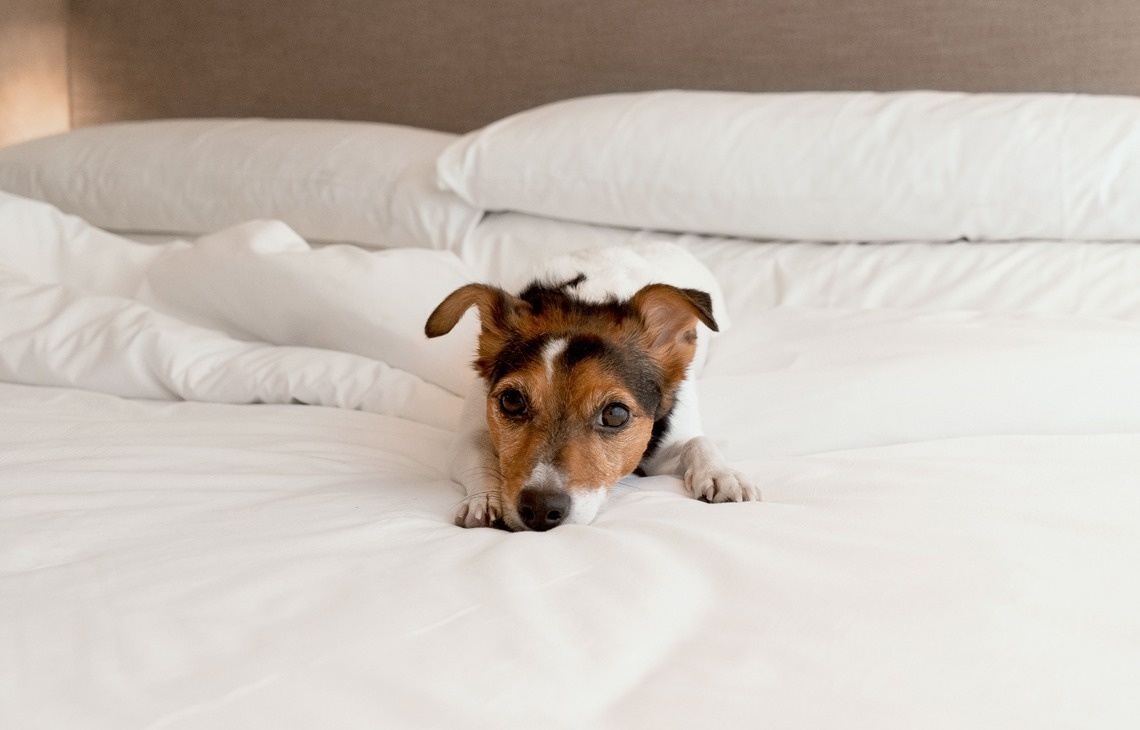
xmin=425 ymin=275 xmax=717 ymax=531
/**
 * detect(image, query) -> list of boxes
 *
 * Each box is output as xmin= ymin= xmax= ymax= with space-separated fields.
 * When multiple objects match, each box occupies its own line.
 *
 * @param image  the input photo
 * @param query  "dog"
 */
xmin=425 ymin=244 xmax=760 ymax=531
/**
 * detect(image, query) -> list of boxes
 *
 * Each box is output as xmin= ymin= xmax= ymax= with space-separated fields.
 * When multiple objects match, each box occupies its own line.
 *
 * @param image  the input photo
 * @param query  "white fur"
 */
xmin=448 ymin=244 xmax=759 ymax=530
xmin=450 ymin=380 xmax=505 ymax=528
xmin=565 ymin=488 xmax=609 ymax=526
xmin=541 ymin=337 xmax=568 ymax=381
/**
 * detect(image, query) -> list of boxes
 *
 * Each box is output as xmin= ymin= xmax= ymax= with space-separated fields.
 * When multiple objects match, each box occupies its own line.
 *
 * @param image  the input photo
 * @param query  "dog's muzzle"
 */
xmin=511 ymin=463 xmax=607 ymax=530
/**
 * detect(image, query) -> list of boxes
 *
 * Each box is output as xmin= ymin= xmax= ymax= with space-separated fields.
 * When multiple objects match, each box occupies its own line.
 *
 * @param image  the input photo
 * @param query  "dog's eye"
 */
xmin=498 ymin=389 xmax=528 ymax=416
xmin=598 ymin=402 xmax=630 ymax=429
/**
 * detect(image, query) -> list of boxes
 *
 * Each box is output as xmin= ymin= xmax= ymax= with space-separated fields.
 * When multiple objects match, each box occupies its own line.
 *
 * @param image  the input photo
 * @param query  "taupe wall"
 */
xmin=5 ymin=2 xmax=1140 ymax=140
xmin=0 ymin=0 xmax=69 ymax=146
xmin=65 ymin=0 xmax=1140 ymax=134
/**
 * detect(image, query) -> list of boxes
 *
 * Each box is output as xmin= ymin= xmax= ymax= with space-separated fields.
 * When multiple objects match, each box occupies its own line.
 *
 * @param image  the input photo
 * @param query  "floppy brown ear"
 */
xmin=425 ymin=283 xmax=519 ymax=338
xmin=629 ymin=284 xmax=718 ymax=350
xmin=426 ymin=283 xmax=532 ymax=380
xmin=629 ymin=285 xmax=717 ymax=415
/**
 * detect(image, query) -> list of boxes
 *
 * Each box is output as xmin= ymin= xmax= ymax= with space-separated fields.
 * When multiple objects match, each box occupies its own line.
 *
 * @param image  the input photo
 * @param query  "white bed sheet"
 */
xmin=3 ymin=191 xmax=1140 ymax=728
xmin=4 ymin=314 xmax=1140 ymax=728
xmin=3 ymin=393 xmax=1139 ymax=728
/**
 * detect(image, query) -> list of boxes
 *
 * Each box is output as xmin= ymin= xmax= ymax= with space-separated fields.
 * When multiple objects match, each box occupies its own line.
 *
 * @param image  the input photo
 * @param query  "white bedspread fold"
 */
xmin=0 ymin=192 xmax=471 ymax=427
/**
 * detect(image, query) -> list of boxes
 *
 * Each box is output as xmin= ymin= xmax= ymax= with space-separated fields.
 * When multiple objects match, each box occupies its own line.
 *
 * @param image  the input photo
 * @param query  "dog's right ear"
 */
xmin=425 ymin=283 xmax=528 ymax=339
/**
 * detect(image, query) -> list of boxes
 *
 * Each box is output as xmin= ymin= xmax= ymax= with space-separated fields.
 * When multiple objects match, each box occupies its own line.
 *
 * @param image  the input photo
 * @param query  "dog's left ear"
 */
xmin=629 ymin=284 xmax=718 ymax=352
xmin=630 ymin=284 xmax=717 ymax=417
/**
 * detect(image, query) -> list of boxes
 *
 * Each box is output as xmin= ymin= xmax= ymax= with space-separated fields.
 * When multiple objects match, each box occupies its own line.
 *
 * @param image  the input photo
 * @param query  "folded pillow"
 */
xmin=0 ymin=118 xmax=481 ymax=249
xmin=438 ymin=90 xmax=1140 ymax=242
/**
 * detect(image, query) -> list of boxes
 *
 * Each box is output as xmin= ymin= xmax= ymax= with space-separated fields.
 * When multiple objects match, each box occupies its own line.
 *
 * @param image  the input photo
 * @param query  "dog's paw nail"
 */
xmin=685 ymin=468 xmax=761 ymax=503
xmin=739 ymin=478 xmax=761 ymax=502
xmin=455 ymin=493 xmax=503 ymax=528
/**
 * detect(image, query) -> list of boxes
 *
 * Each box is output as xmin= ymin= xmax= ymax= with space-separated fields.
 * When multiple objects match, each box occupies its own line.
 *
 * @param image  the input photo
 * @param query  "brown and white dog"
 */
xmin=425 ymin=245 xmax=759 ymax=531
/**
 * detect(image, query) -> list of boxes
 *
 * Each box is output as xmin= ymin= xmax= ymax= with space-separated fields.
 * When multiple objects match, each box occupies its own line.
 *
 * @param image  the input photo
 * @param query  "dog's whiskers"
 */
xmin=461 ymin=466 xmax=505 ymax=484
xmin=451 ymin=489 xmax=505 ymax=508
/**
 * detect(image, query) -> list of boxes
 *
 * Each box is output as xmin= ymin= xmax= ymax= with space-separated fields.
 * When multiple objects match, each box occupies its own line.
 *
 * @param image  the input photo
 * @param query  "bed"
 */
xmin=3 ymin=3 xmax=1140 ymax=729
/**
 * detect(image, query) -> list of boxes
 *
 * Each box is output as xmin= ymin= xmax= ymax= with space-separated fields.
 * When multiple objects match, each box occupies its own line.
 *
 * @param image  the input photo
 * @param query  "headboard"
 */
xmin=65 ymin=0 xmax=1140 ymax=134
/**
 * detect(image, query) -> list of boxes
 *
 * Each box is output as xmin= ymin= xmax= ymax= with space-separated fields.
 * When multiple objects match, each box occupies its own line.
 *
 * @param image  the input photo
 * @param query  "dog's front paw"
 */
xmin=679 ymin=436 xmax=761 ymax=504
xmin=454 ymin=492 xmax=504 ymax=528
xmin=684 ymin=465 xmax=761 ymax=503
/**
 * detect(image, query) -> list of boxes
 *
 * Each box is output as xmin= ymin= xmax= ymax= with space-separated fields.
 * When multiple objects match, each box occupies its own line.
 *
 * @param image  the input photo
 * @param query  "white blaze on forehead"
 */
xmin=541 ymin=337 xmax=569 ymax=381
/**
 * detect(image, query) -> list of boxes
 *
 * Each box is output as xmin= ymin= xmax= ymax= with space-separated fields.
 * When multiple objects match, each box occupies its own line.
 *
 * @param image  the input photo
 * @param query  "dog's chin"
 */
xmin=501 ymin=487 xmax=609 ymax=532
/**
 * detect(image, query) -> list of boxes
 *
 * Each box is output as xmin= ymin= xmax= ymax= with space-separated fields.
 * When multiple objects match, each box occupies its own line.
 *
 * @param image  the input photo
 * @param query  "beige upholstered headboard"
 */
xmin=58 ymin=0 xmax=1140 ymax=134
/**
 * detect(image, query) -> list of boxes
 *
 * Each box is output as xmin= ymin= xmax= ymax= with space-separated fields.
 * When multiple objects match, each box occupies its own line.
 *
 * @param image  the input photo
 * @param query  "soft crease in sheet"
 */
xmin=0 ymin=192 xmax=470 ymax=427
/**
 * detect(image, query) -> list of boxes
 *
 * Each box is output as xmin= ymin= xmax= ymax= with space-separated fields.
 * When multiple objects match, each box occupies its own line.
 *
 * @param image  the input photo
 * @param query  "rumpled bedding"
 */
xmin=0 ymin=192 xmax=470 ymax=428
xmin=3 ymin=189 xmax=1140 ymax=728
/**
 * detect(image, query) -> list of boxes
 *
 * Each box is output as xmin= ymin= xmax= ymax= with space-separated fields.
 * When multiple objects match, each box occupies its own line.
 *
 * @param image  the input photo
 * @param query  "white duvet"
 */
xmin=2 ymin=190 xmax=1140 ymax=728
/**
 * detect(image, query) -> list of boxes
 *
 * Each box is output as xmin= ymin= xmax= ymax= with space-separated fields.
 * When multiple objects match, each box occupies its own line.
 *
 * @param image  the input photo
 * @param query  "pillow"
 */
xmin=437 ymin=90 xmax=1140 ymax=242
xmin=0 ymin=118 xmax=481 ymax=249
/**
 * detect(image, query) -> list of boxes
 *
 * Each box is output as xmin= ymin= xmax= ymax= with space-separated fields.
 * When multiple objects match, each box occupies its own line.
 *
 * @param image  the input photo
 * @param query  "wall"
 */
xmin=64 ymin=0 xmax=1140 ymax=134
xmin=7 ymin=1 xmax=1140 ymax=142
xmin=0 ymin=0 xmax=69 ymax=146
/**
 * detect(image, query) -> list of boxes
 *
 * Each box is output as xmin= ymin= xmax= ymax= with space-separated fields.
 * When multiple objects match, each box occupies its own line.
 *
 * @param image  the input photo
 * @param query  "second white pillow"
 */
xmin=437 ymin=90 xmax=1140 ymax=242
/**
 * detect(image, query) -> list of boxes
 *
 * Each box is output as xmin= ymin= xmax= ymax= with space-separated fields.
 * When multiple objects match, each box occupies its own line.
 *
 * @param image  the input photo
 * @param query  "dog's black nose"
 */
xmin=517 ymin=488 xmax=570 ymax=531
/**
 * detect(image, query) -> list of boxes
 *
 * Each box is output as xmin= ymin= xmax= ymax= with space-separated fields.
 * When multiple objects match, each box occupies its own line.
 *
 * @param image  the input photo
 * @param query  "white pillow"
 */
xmin=438 ymin=90 xmax=1140 ymax=242
xmin=0 ymin=118 xmax=481 ymax=249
